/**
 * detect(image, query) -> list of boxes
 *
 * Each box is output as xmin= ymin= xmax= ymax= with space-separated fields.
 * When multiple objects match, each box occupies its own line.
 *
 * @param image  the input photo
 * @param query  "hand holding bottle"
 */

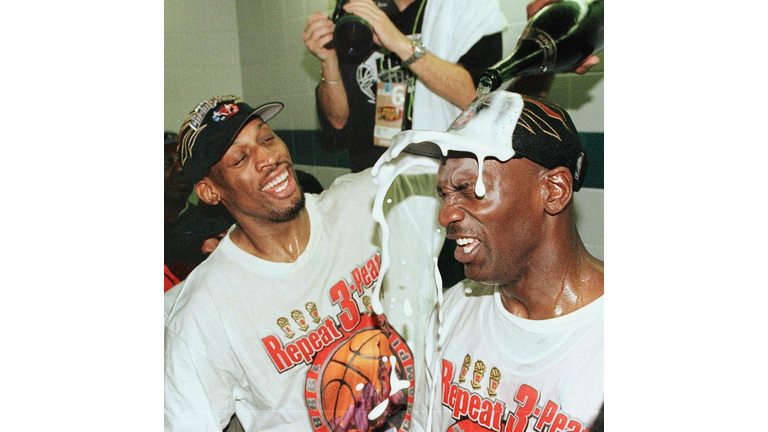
xmin=479 ymin=0 xmax=604 ymax=92
xmin=341 ymin=0 xmax=414 ymax=61
xmin=526 ymin=0 xmax=600 ymax=74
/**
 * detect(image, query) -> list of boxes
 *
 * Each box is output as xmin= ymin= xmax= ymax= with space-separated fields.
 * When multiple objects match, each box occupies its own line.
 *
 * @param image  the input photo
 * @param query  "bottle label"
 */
xmin=521 ymin=27 xmax=557 ymax=72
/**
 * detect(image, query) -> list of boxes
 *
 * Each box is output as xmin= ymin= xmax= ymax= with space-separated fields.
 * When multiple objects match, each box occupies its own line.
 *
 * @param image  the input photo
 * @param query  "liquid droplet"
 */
xmin=403 ymin=299 xmax=413 ymax=317
xmin=475 ymin=160 xmax=486 ymax=197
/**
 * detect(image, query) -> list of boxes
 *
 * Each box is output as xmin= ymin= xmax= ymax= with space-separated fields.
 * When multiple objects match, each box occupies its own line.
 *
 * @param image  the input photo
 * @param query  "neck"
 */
xmin=497 ymin=225 xmax=604 ymax=320
xmin=230 ymin=207 xmax=311 ymax=263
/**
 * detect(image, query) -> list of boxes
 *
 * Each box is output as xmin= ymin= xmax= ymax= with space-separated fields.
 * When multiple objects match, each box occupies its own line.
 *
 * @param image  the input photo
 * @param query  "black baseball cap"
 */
xmin=178 ymin=95 xmax=283 ymax=183
xmin=373 ymin=90 xmax=588 ymax=190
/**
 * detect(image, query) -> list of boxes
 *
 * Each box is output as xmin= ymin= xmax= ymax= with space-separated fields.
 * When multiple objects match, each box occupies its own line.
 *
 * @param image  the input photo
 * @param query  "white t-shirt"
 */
xmin=413 ymin=281 xmax=604 ymax=432
xmin=164 ymin=168 xmax=443 ymax=432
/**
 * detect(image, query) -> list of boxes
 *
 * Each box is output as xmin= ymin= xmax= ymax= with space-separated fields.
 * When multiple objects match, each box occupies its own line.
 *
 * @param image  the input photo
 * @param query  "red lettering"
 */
xmin=551 ymin=413 xmax=568 ymax=432
xmin=351 ymin=268 xmax=364 ymax=295
xmin=261 ymin=318 xmax=344 ymax=374
xmin=534 ymin=400 xmax=559 ymax=431
xmin=295 ymin=336 xmax=314 ymax=364
xmin=448 ymin=384 xmax=458 ymax=408
xmin=478 ymin=400 xmax=493 ymax=429
xmin=330 ymin=280 xmax=360 ymax=331
xmin=453 ymin=387 xmax=470 ymax=419
xmin=261 ymin=335 xmax=290 ymax=372
xmin=285 ymin=343 xmax=302 ymax=364
xmin=505 ymin=384 xmax=538 ymax=432
xmin=441 ymin=360 xmax=454 ymax=405
xmin=308 ymin=331 xmax=321 ymax=351
xmin=565 ymin=419 xmax=582 ymax=432
xmin=368 ymin=257 xmax=379 ymax=281
xmin=361 ymin=265 xmax=371 ymax=287
xmin=323 ymin=317 xmax=343 ymax=340
xmin=493 ymin=400 xmax=505 ymax=431
xmin=468 ymin=393 xmax=481 ymax=420
xmin=325 ymin=318 xmax=341 ymax=345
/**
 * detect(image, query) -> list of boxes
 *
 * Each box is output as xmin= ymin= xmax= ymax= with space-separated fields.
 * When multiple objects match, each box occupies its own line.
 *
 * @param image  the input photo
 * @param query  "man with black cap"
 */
xmin=164 ymin=95 xmax=444 ymax=431
xmin=370 ymin=90 xmax=603 ymax=431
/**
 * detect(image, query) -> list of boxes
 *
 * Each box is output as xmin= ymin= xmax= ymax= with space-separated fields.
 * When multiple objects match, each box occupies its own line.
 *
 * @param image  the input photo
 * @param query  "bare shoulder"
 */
xmin=584 ymin=255 xmax=604 ymax=298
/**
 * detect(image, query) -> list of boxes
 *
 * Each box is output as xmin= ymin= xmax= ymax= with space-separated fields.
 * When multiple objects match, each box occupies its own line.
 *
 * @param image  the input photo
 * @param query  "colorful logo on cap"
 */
xmin=178 ymin=95 xmax=242 ymax=168
xmin=517 ymin=97 xmax=572 ymax=141
xmin=212 ymin=103 xmax=239 ymax=122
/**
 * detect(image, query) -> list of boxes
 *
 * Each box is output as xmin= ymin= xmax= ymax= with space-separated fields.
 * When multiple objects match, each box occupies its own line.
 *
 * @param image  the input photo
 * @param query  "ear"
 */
xmin=195 ymin=178 xmax=222 ymax=206
xmin=542 ymin=167 xmax=573 ymax=215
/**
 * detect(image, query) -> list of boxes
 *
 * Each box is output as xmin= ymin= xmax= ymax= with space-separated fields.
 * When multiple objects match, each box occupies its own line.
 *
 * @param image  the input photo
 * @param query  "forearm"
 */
xmin=317 ymin=60 xmax=349 ymax=130
xmin=406 ymin=52 xmax=477 ymax=110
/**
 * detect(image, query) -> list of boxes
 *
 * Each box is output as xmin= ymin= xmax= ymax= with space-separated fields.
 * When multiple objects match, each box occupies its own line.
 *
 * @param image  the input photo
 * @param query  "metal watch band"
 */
xmin=402 ymin=40 xmax=426 ymax=68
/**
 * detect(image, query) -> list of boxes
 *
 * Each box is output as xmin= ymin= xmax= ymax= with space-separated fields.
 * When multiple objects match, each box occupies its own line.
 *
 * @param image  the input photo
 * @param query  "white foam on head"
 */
xmin=369 ymin=90 xmax=526 ymax=430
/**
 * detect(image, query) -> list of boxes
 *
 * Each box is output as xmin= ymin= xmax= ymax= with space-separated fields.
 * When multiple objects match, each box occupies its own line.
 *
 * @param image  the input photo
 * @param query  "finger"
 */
xmin=527 ymin=0 xmax=558 ymax=19
xmin=343 ymin=0 xmax=386 ymax=23
xmin=572 ymin=55 xmax=600 ymax=74
xmin=303 ymin=16 xmax=335 ymax=47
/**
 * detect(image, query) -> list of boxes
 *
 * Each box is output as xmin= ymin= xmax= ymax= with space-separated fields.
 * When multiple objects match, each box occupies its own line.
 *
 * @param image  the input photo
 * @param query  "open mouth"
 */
xmin=455 ymin=237 xmax=480 ymax=261
xmin=262 ymin=171 xmax=290 ymax=193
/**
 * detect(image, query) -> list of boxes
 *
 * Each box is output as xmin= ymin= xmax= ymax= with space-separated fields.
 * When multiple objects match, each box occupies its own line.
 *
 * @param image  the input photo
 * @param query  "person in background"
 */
xmin=164 ymin=95 xmax=444 ymax=431
xmin=374 ymin=91 xmax=603 ymax=431
xmin=303 ymin=0 xmax=508 ymax=173
xmin=164 ymin=131 xmax=234 ymax=291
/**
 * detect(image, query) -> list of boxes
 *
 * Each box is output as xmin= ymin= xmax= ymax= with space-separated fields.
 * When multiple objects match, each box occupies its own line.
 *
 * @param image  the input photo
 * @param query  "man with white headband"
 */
xmin=372 ymin=90 xmax=603 ymax=431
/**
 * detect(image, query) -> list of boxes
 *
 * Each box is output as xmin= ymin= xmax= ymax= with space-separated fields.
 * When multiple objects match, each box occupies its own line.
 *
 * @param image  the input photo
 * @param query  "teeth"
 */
xmin=262 ymin=171 xmax=289 ymax=192
xmin=455 ymin=237 xmax=478 ymax=254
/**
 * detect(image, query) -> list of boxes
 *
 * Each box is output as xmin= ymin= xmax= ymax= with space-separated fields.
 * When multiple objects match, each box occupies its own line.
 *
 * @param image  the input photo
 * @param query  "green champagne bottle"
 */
xmin=478 ymin=0 xmax=604 ymax=93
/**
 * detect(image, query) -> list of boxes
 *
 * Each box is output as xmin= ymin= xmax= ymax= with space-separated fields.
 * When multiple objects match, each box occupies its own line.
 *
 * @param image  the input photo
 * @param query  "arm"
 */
xmin=303 ymin=11 xmax=349 ymax=130
xmin=343 ymin=0 xmax=479 ymax=110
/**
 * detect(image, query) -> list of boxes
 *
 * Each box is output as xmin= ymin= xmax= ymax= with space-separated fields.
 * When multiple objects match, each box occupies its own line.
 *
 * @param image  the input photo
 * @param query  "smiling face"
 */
xmin=436 ymin=153 xmax=546 ymax=285
xmin=200 ymin=118 xmax=304 ymax=223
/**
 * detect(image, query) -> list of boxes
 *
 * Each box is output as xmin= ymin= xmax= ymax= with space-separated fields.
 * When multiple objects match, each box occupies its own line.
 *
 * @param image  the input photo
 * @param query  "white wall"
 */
xmin=164 ymin=0 xmax=243 ymax=132
xmin=165 ymin=0 xmax=604 ymax=135
xmin=164 ymin=0 xmax=604 ymax=258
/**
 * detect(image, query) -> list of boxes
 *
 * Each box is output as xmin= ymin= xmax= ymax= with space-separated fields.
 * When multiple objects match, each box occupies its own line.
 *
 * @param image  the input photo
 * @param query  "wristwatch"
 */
xmin=402 ymin=40 xmax=427 ymax=69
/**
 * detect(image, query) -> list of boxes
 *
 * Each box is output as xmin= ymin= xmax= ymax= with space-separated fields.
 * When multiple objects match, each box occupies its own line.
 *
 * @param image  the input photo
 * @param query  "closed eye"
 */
xmin=230 ymin=153 xmax=247 ymax=167
xmin=437 ymin=182 xmax=473 ymax=200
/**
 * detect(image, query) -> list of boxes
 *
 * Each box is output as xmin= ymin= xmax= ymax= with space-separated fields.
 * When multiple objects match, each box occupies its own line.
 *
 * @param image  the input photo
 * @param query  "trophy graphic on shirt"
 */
xmin=488 ymin=367 xmax=501 ymax=396
xmin=305 ymin=302 xmax=321 ymax=323
xmin=277 ymin=317 xmax=295 ymax=338
xmin=459 ymin=354 xmax=471 ymax=382
xmin=291 ymin=310 xmax=310 ymax=331
xmin=471 ymin=360 xmax=486 ymax=390
xmin=362 ymin=295 xmax=375 ymax=314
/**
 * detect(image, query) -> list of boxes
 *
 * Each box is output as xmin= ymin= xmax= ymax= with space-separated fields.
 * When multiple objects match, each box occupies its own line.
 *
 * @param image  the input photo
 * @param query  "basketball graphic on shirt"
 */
xmin=319 ymin=328 xmax=407 ymax=431
xmin=303 ymin=312 xmax=414 ymax=432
